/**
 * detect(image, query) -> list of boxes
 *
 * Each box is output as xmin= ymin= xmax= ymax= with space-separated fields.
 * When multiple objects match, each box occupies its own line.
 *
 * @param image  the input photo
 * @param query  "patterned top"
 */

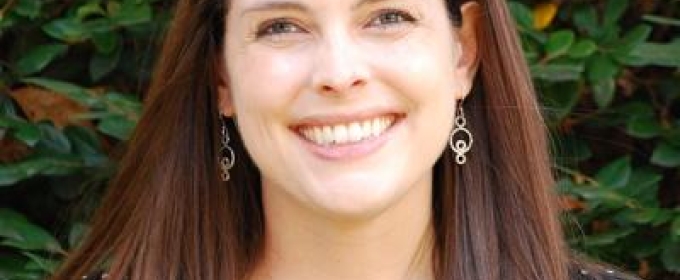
xmin=83 ymin=264 xmax=642 ymax=280
xmin=569 ymin=262 xmax=642 ymax=280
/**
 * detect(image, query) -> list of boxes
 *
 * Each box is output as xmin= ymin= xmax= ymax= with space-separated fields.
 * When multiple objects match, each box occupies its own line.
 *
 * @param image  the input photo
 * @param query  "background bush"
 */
xmin=0 ymin=0 xmax=678 ymax=279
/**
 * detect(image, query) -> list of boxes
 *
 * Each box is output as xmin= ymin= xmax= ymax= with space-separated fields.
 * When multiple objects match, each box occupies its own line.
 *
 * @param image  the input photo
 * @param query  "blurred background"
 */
xmin=0 ymin=0 xmax=678 ymax=279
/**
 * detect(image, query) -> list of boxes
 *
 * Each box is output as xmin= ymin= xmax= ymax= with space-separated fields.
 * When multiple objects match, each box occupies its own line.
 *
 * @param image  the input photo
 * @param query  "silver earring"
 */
xmin=220 ymin=118 xmax=236 ymax=181
xmin=449 ymin=103 xmax=473 ymax=165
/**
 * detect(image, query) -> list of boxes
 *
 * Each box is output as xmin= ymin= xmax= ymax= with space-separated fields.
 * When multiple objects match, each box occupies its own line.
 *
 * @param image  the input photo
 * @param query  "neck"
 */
xmin=252 ymin=178 xmax=435 ymax=280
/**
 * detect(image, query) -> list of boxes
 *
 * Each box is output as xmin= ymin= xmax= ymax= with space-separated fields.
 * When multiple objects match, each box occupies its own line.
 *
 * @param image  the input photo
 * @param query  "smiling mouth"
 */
xmin=293 ymin=113 xmax=404 ymax=146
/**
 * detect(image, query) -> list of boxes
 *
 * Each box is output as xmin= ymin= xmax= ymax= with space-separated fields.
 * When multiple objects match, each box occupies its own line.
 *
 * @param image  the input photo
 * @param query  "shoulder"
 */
xmin=570 ymin=261 xmax=643 ymax=280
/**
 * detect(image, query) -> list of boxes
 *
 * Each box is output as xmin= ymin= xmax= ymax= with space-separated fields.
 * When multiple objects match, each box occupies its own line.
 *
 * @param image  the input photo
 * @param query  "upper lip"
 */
xmin=290 ymin=109 xmax=406 ymax=128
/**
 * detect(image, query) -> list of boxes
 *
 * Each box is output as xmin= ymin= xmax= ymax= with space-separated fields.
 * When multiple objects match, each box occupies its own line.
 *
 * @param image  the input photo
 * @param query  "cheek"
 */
xmin=370 ymin=33 xmax=462 ymax=109
xmin=228 ymin=47 xmax=312 ymax=116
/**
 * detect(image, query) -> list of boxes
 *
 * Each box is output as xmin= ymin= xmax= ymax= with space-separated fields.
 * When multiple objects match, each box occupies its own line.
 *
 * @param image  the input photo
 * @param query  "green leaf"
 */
xmin=552 ymin=135 xmax=592 ymax=163
xmin=68 ymin=223 xmax=89 ymax=249
xmin=628 ymin=40 xmax=680 ymax=67
xmin=613 ymin=101 xmax=655 ymax=118
xmin=98 ymin=115 xmax=136 ymax=140
xmin=0 ymin=155 xmax=83 ymax=186
xmin=23 ymin=252 xmax=60 ymax=273
xmin=22 ymin=252 xmax=60 ymax=273
xmin=64 ymin=126 xmax=106 ymax=167
xmin=0 ymin=116 xmax=41 ymax=146
xmin=91 ymin=30 xmax=121 ymax=54
xmin=545 ymin=30 xmax=576 ymax=59
xmin=531 ymin=63 xmax=584 ymax=81
xmin=14 ymin=0 xmax=41 ymax=19
xmin=613 ymin=24 xmax=652 ymax=58
xmin=672 ymin=217 xmax=680 ymax=240
xmin=592 ymin=78 xmax=616 ymax=109
xmin=508 ymin=1 xmax=534 ymax=31
xmin=0 ymin=209 xmax=63 ymax=253
xmin=0 ymin=94 xmax=17 ymax=115
xmin=620 ymin=24 xmax=652 ymax=50
xmin=587 ymin=54 xmax=619 ymax=82
xmin=651 ymin=210 xmax=676 ymax=226
xmin=103 ymin=92 xmax=142 ymax=115
xmin=619 ymin=208 xmax=660 ymax=224
xmin=569 ymin=186 xmax=631 ymax=209
xmin=626 ymin=115 xmax=662 ymax=139
xmin=22 ymin=78 xmax=100 ymax=107
xmin=567 ymin=39 xmax=598 ymax=59
xmin=109 ymin=0 xmax=152 ymax=27
xmin=603 ymin=0 xmax=629 ymax=27
xmin=90 ymin=45 xmax=122 ymax=81
xmin=573 ymin=6 xmax=599 ymax=36
xmin=76 ymin=2 xmax=107 ymax=20
xmin=83 ymin=18 xmax=116 ymax=34
xmin=583 ymin=227 xmax=635 ymax=246
xmin=661 ymin=241 xmax=680 ymax=272
xmin=0 ymin=254 xmax=29 ymax=279
xmin=15 ymin=44 xmax=68 ymax=76
xmin=621 ymin=168 xmax=662 ymax=207
xmin=651 ymin=142 xmax=680 ymax=167
xmin=540 ymin=82 xmax=580 ymax=121
xmin=666 ymin=129 xmax=680 ymax=147
xmin=643 ymin=14 xmax=680 ymax=27
xmin=595 ymin=156 xmax=631 ymax=189
xmin=596 ymin=25 xmax=621 ymax=46
xmin=42 ymin=18 xmax=90 ymax=43
xmin=36 ymin=123 xmax=71 ymax=154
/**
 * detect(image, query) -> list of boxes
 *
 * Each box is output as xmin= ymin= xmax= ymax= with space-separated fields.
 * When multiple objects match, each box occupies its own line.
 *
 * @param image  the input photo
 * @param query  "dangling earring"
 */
xmin=449 ymin=101 xmax=473 ymax=165
xmin=219 ymin=118 xmax=236 ymax=181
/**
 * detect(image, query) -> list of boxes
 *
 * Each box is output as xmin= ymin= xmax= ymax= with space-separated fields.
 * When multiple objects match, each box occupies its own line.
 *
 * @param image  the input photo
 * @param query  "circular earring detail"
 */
xmin=219 ymin=118 xmax=236 ymax=181
xmin=449 ymin=104 xmax=473 ymax=165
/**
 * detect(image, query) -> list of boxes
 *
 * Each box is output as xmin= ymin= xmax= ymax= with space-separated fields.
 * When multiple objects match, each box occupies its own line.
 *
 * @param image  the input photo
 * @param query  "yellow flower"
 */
xmin=534 ymin=2 xmax=559 ymax=30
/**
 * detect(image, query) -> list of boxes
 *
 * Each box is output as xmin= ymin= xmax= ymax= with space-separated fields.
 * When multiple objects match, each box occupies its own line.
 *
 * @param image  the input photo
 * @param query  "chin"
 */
xmin=301 ymin=175 xmax=416 ymax=221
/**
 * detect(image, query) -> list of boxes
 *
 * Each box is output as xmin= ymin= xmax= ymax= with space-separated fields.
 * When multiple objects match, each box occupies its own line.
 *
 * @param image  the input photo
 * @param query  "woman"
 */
xmin=52 ymin=0 xmax=640 ymax=279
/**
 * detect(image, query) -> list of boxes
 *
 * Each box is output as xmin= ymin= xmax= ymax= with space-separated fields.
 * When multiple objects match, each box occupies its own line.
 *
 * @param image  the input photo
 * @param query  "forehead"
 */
xmin=228 ymin=0 xmax=447 ymax=13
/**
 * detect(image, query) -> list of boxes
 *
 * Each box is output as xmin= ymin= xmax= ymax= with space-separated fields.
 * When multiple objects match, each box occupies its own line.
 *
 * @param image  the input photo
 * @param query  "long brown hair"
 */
xmin=51 ymin=0 xmax=569 ymax=279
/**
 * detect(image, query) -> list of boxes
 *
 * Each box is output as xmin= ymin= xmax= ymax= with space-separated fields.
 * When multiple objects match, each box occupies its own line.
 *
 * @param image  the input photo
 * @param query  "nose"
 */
xmin=311 ymin=35 xmax=369 ymax=95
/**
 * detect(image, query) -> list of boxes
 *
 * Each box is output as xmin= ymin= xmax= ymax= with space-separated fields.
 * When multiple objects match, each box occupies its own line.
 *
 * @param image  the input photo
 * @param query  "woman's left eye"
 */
xmin=367 ymin=10 xmax=417 ymax=27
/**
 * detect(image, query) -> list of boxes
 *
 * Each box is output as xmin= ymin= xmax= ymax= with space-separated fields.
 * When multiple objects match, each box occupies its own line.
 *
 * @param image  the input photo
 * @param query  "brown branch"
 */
xmin=0 ymin=0 xmax=19 ymax=19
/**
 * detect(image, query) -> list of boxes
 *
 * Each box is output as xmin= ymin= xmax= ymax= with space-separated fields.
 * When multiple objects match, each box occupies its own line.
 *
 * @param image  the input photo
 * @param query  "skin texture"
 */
xmin=219 ymin=0 xmax=481 ymax=279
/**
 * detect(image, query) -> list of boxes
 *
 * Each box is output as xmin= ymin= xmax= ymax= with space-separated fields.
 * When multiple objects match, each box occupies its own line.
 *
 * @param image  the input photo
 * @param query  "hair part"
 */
xmin=52 ymin=0 xmax=569 ymax=279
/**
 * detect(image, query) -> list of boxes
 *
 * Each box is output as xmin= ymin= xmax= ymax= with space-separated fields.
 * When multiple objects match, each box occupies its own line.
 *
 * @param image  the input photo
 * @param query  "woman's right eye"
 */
xmin=256 ymin=20 xmax=305 ymax=38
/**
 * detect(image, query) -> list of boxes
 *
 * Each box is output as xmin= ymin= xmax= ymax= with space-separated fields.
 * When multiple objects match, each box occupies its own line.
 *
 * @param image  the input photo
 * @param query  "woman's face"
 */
xmin=221 ymin=0 xmax=478 ymax=218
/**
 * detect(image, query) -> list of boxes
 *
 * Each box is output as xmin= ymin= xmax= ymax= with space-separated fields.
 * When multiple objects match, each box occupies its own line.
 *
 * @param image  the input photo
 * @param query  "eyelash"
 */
xmin=255 ymin=9 xmax=418 ymax=38
xmin=256 ymin=18 xmax=304 ymax=38
xmin=366 ymin=9 xmax=417 ymax=28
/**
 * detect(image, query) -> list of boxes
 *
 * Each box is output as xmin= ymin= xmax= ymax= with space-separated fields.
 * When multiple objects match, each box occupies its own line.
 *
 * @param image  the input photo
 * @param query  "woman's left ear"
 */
xmin=455 ymin=1 xmax=482 ymax=96
xmin=215 ymin=55 xmax=235 ymax=117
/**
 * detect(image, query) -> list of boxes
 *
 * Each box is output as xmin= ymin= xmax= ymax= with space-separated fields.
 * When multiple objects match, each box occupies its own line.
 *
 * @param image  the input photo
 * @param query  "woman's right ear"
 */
xmin=215 ymin=56 xmax=235 ymax=117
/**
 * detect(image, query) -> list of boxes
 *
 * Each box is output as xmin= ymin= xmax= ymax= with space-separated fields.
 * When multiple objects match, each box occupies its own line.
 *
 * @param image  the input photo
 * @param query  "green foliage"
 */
xmin=0 ymin=0 xmax=163 ymax=278
xmin=0 ymin=0 xmax=677 ymax=279
xmin=512 ymin=0 xmax=680 ymax=278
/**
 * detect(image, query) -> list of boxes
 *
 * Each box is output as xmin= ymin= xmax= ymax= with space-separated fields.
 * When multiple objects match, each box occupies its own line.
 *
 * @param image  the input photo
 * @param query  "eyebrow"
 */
xmin=239 ymin=0 xmax=395 ymax=16
xmin=240 ymin=1 xmax=307 ymax=16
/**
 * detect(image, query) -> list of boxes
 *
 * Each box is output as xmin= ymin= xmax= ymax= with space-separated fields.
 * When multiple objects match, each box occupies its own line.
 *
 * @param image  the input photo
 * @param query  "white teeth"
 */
xmin=362 ymin=121 xmax=372 ymax=137
xmin=312 ymin=127 xmax=323 ymax=144
xmin=349 ymin=123 xmax=362 ymax=142
xmin=322 ymin=126 xmax=333 ymax=145
xmin=335 ymin=125 xmax=348 ymax=143
xmin=299 ymin=116 xmax=396 ymax=145
xmin=372 ymin=118 xmax=382 ymax=137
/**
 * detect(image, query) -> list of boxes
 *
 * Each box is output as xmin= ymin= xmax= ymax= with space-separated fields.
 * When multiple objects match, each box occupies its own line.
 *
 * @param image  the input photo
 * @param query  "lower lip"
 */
xmin=293 ymin=118 xmax=402 ymax=161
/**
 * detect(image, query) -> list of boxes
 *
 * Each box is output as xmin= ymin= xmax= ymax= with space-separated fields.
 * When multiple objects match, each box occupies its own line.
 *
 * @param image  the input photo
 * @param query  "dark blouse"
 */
xmin=82 ymin=264 xmax=642 ymax=280
xmin=569 ymin=262 xmax=642 ymax=280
